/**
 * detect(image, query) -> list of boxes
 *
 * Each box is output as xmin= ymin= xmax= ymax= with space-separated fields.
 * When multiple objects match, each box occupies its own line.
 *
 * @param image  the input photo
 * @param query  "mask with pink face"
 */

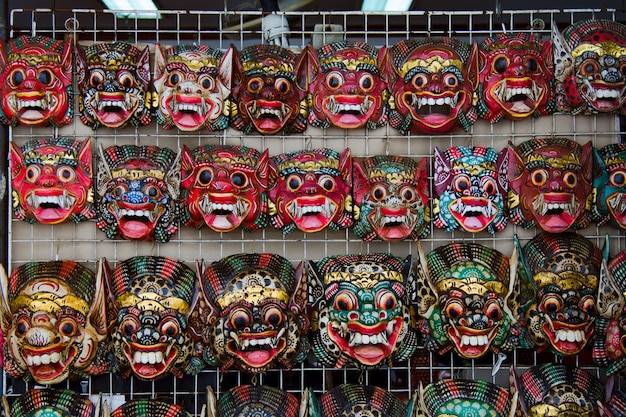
xmin=269 ymin=148 xmax=353 ymax=234
xmin=0 ymin=35 xmax=73 ymax=127
xmin=230 ymin=44 xmax=308 ymax=134
xmin=477 ymin=32 xmax=555 ymax=123
xmin=508 ymin=137 xmax=593 ymax=233
xmin=153 ymin=44 xmax=233 ymax=132
xmin=384 ymin=38 xmax=478 ymax=135
xmin=305 ymin=41 xmax=388 ymax=129
xmin=180 ymin=144 xmax=275 ymax=232
xmin=11 ymin=137 xmax=94 ymax=224
xmin=553 ymin=19 xmax=626 ymax=114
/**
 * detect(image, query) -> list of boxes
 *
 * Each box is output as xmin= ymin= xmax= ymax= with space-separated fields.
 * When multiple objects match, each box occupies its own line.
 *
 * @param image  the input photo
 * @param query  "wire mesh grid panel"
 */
xmin=4 ymin=7 xmax=626 ymax=416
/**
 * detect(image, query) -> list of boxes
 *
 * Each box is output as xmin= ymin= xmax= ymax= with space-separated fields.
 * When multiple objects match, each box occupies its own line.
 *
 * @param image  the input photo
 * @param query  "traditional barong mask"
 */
xmin=308 ymin=254 xmax=417 ymax=369
xmin=305 ymin=41 xmax=388 ymax=129
xmin=110 ymin=399 xmax=191 ymax=417
xmin=0 ymin=35 xmax=73 ymax=127
xmin=352 ymin=155 xmax=429 ymax=241
xmin=384 ymin=38 xmax=478 ymax=135
xmin=593 ymin=249 xmax=626 ymax=376
xmin=105 ymin=256 xmax=203 ymax=380
xmin=269 ymin=148 xmax=353 ymax=234
xmin=76 ymin=41 xmax=151 ymax=129
xmin=96 ymin=145 xmax=181 ymax=242
xmin=518 ymin=232 xmax=601 ymax=356
xmin=199 ymin=253 xmax=309 ymax=373
xmin=230 ymin=44 xmax=308 ymax=134
xmin=10 ymin=137 xmax=94 ymax=225
xmin=477 ymin=32 xmax=555 ymax=123
xmin=415 ymin=242 xmax=519 ymax=359
xmin=433 ymin=146 xmax=508 ymax=234
xmin=608 ymin=391 xmax=626 ymax=417
xmin=508 ymin=137 xmax=593 ymax=233
xmin=0 ymin=261 xmax=108 ymax=385
xmin=154 ymin=44 xmax=232 ymax=131
xmin=3 ymin=389 xmax=97 ymax=417
xmin=180 ymin=144 xmax=274 ymax=232
xmin=416 ymin=379 xmax=517 ymax=417
xmin=517 ymin=363 xmax=610 ymax=417
xmin=208 ymin=385 xmax=299 ymax=417
xmin=553 ymin=19 xmax=626 ymax=114
xmin=303 ymin=384 xmax=407 ymax=417
xmin=592 ymin=143 xmax=626 ymax=229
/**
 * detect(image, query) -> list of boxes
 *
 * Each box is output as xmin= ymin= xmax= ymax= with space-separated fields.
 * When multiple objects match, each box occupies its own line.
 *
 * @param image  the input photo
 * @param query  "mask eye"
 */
xmin=526 ymin=58 xmax=538 ymax=72
xmin=493 ymin=55 xmax=509 ymax=74
xmin=580 ymin=296 xmax=596 ymax=314
xmin=199 ymin=74 xmax=215 ymax=90
xmin=144 ymin=185 xmax=161 ymax=199
xmin=229 ymin=307 xmax=252 ymax=330
xmin=26 ymin=166 xmax=40 ymax=182
xmin=411 ymin=74 xmax=428 ymax=88
xmin=541 ymin=294 xmax=563 ymax=313
xmin=400 ymin=186 xmax=416 ymax=202
xmin=376 ymin=290 xmax=398 ymax=310
xmin=453 ymin=175 xmax=471 ymax=193
xmin=118 ymin=72 xmax=135 ymax=89
xmin=318 ymin=174 xmax=336 ymax=192
xmin=484 ymin=300 xmax=503 ymax=321
xmin=274 ymin=78 xmax=291 ymax=94
xmin=89 ymin=70 xmax=105 ymax=87
xmin=359 ymin=74 xmax=374 ymax=91
xmin=247 ymin=77 xmax=263 ymax=93
xmin=610 ymin=170 xmax=626 ymax=187
xmin=9 ymin=69 xmax=25 ymax=87
xmin=168 ymin=71 xmax=181 ymax=86
xmin=113 ymin=184 xmax=128 ymax=198
xmin=159 ymin=318 xmax=181 ymax=337
xmin=372 ymin=185 xmax=386 ymax=201
xmin=15 ymin=316 xmax=31 ymax=335
xmin=563 ymin=171 xmax=578 ymax=188
xmin=287 ymin=174 xmax=302 ymax=191
xmin=263 ymin=306 xmax=284 ymax=327
xmin=443 ymin=73 xmax=458 ymax=87
xmin=530 ymin=169 xmax=549 ymax=186
xmin=58 ymin=318 xmax=78 ymax=337
xmin=57 ymin=166 xmax=76 ymax=183
xmin=38 ymin=69 xmax=53 ymax=85
xmin=444 ymin=300 xmax=465 ymax=319
xmin=120 ymin=316 xmax=140 ymax=336
xmin=482 ymin=177 xmax=497 ymax=195
xmin=333 ymin=291 xmax=357 ymax=311
xmin=326 ymin=71 xmax=343 ymax=89
xmin=196 ymin=168 xmax=213 ymax=186
xmin=581 ymin=60 xmax=599 ymax=76
xmin=231 ymin=171 xmax=248 ymax=188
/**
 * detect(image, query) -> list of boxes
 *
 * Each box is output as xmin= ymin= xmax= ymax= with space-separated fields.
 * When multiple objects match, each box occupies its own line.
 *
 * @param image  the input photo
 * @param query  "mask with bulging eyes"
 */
xmin=592 ymin=143 xmax=626 ymax=230
xmin=305 ymin=384 xmax=407 ymax=417
xmin=553 ymin=19 xmax=626 ymax=115
xmin=0 ymin=35 xmax=73 ymax=127
xmin=76 ymin=41 xmax=151 ymax=129
xmin=208 ymin=385 xmax=299 ymax=417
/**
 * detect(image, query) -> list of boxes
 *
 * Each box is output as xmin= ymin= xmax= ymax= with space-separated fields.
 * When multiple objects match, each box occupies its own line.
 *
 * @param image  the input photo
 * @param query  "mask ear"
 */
xmin=196 ymin=260 xmax=220 ymax=326
xmin=466 ymin=41 xmax=480 ymax=91
xmin=89 ymin=258 xmax=108 ymax=338
xmin=0 ymin=264 xmax=11 ymax=340
xmin=552 ymin=21 xmax=574 ymax=82
xmin=581 ymin=141 xmax=594 ymax=184
xmin=509 ymin=366 xmax=527 ymax=416
xmin=597 ymin=258 xmax=626 ymax=318
xmin=205 ymin=386 xmax=217 ymax=417
xmin=289 ymin=261 xmax=307 ymax=314
xmin=338 ymin=148 xmax=352 ymax=185
xmin=433 ymin=147 xmax=452 ymax=196
xmin=415 ymin=242 xmax=437 ymax=319
xmin=515 ymin=234 xmax=537 ymax=310
xmin=0 ymin=39 xmax=6 ymax=68
xmin=180 ymin=144 xmax=195 ymax=188
xmin=77 ymin=137 xmax=94 ymax=181
xmin=507 ymin=141 xmax=526 ymax=192
xmin=496 ymin=147 xmax=509 ymax=195
xmin=136 ymin=45 xmax=151 ymax=89
xmin=9 ymin=142 xmax=24 ymax=187
xmin=307 ymin=260 xmax=326 ymax=309
xmin=97 ymin=145 xmax=113 ymax=197
xmin=154 ymin=44 xmax=167 ymax=82
xmin=351 ymin=157 xmax=369 ymax=206
xmin=75 ymin=44 xmax=87 ymax=91
xmin=61 ymin=37 xmax=73 ymax=78
xmin=255 ymin=148 xmax=272 ymax=190
xmin=219 ymin=47 xmax=234 ymax=93
xmin=295 ymin=44 xmax=319 ymax=92
xmin=1 ymin=396 xmax=10 ymax=417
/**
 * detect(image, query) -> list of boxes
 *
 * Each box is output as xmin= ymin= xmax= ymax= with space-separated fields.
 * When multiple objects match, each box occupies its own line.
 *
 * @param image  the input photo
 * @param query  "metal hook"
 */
xmin=305 ymin=136 xmax=313 ymax=151
xmin=385 ymin=136 xmax=390 ymax=156
xmin=64 ymin=17 xmax=79 ymax=32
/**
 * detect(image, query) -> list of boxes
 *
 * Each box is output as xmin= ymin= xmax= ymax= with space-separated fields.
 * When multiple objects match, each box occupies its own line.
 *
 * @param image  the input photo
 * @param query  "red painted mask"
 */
xmin=0 ymin=261 xmax=108 ymax=385
xmin=0 ymin=35 xmax=73 ymax=127
xmin=181 ymin=144 xmax=275 ymax=232
xmin=553 ymin=19 xmax=626 ymax=114
xmin=10 ymin=137 xmax=94 ymax=225
xmin=76 ymin=42 xmax=151 ymax=129
xmin=230 ymin=44 xmax=308 ymax=134
xmin=384 ymin=38 xmax=478 ymax=135
xmin=477 ymin=32 xmax=555 ymax=122
xmin=305 ymin=41 xmax=388 ymax=129
xmin=269 ymin=148 xmax=353 ymax=234
xmin=96 ymin=145 xmax=181 ymax=242
xmin=352 ymin=155 xmax=429 ymax=241
xmin=508 ymin=138 xmax=593 ymax=233
xmin=154 ymin=44 xmax=232 ymax=131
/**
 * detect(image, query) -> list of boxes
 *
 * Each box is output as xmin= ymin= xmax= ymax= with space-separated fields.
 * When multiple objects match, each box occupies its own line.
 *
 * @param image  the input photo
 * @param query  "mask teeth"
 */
xmin=327 ymin=95 xmax=372 ymax=115
xmin=414 ymin=94 xmax=457 ymax=110
xmin=583 ymin=78 xmax=597 ymax=101
xmin=98 ymin=97 xmax=128 ymax=111
xmin=450 ymin=200 xmax=493 ymax=217
xmin=347 ymin=328 xmax=390 ymax=347
xmin=251 ymin=100 xmax=288 ymax=119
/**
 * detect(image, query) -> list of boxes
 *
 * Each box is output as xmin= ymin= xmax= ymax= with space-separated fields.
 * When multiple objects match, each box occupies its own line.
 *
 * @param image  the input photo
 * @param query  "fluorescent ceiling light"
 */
xmin=101 ymin=0 xmax=161 ymax=19
xmin=361 ymin=0 xmax=412 ymax=11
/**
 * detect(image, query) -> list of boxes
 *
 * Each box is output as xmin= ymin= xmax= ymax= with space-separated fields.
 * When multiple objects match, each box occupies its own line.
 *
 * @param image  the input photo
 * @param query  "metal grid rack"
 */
xmin=4 ymin=7 xmax=626 ymax=416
